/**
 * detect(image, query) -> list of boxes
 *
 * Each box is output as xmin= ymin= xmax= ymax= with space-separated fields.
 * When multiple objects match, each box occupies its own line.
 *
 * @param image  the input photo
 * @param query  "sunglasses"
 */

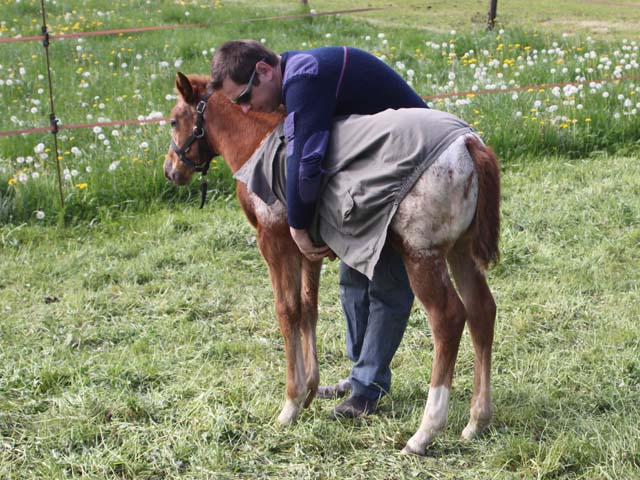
xmin=231 ymin=59 xmax=264 ymax=105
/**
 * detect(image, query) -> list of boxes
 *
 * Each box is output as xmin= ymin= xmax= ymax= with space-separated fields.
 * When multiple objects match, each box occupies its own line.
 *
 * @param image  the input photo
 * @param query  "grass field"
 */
xmin=1 ymin=1 xmax=639 ymax=478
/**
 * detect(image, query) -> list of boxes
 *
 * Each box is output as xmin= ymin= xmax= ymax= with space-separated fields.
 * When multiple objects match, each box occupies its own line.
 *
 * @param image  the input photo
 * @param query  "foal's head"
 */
xmin=164 ymin=73 xmax=216 ymax=185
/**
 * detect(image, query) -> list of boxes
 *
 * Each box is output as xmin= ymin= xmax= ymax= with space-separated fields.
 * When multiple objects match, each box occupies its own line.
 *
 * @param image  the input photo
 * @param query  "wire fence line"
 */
xmin=2 ymin=3 xmax=638 ymax=208
xmin=1 ymin=4 xmax=394 ymax=207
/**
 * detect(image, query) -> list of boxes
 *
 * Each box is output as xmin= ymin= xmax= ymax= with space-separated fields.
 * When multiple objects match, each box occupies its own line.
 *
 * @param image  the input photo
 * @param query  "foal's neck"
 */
xmin=208 ymin=95 xmax=284 ymax=174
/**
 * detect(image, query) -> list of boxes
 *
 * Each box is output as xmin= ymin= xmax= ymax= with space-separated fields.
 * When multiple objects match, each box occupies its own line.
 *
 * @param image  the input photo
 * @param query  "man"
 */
xmin=210 ymin=40 xmax=428 ymax=418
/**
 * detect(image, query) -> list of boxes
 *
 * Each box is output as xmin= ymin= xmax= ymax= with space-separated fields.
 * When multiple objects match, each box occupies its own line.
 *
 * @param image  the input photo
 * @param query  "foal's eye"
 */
xmin=170 ymin=119 xmax=177 ymax=128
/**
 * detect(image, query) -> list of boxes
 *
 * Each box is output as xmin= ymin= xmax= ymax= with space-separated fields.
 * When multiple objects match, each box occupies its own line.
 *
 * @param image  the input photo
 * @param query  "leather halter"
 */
xmin=170 ymin=94 xmax=218 ymax=208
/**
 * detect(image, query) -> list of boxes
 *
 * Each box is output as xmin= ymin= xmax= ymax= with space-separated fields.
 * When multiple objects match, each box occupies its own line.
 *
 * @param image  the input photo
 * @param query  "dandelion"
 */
xmin=35 ymin=210 xmax=45 ymax=219
xmin=378 ymin=33 xmax=385 ymax=39
xmin=139 ymin=141 xmax=149 ymax=149
xmin=75 ymin=183 xmax=88 ymax=189
xmin=71 ymin=147 xmax=81 ymax=156
xmin=8 ymin=178 xmax=16 ymax=186
xmin=34 ymin=143 xmax=45 ymax=153
xmin=93 ymin=126 xmax=102 ymax=134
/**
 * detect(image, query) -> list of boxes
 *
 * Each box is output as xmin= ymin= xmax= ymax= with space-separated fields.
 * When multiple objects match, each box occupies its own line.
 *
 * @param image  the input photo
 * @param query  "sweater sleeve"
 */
xmin=283 ymin=76 xmax=337 ymax=229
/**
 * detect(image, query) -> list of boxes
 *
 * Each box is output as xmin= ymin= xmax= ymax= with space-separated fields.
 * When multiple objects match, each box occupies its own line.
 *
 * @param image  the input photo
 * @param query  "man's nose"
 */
xmin=241 ymin=103 xmax=252 ymax=114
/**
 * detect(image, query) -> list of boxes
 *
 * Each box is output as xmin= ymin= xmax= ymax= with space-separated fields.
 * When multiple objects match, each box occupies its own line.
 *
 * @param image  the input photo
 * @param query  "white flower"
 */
xmin=108 ymin=160 xmax=120 ymax=172
xmin=139 ymin=141 xmax=149 ymax=149
xmin=450 ymin=30 xmax=456 ymax=36
xmin=174 ymin=58 xmax=183 ymax=68
xmin=111 ymin=129 xmax=120 ymax=137
xmin=35 ymin=210 xmax=45 ymax=219
xmin=86 ymin=166 xmax=92 ymax=173
xmin=93 ymin=126 xmax=102 ymax=134
xmin=378 ymin=33 xmax=385 ymax=39
xmin=34 ymin=143 xmax=45 ymax=153
xmin=448 ymin=71 xmax=456 ymax=80
xmin=534 ymin=100 xmax=542 ymax=108
xmin=602 ymin=92 xmax=609 ymax=98
xmin=325 ymin=33 xmax=331 ymax=39
xmin=31 ymin=172 xmax=40 ymax=179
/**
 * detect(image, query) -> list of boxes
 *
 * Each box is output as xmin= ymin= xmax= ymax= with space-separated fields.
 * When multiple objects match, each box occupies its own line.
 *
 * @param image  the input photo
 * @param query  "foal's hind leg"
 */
xmin=401 ymin=252 xmax=467 ymax=455
xmin=447 ymin=237 xmax=496 ymax=440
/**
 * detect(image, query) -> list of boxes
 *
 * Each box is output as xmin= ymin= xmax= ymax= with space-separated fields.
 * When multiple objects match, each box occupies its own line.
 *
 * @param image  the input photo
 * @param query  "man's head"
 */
xmin=210 ymin=40 xmax=282 ymax=113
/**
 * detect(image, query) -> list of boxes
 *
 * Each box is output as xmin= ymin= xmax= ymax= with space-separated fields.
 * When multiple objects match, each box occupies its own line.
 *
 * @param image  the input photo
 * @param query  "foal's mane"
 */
xmin=184 ymin=74 xmax=284 ymax=172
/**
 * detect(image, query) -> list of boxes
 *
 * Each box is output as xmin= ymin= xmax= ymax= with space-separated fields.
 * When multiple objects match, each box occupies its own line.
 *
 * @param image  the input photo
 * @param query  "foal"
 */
xmin=164 ymin=73 xmax=500 ymax=455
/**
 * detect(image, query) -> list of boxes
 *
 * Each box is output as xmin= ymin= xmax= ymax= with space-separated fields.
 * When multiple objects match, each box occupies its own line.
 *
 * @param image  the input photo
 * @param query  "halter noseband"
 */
xmin=170 ymin=93 xmax=217 ymax=208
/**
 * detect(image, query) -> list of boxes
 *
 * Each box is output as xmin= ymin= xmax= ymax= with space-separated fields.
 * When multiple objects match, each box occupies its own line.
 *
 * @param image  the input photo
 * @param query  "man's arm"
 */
xmin=283 ymin=75 xmax=336 ymax=215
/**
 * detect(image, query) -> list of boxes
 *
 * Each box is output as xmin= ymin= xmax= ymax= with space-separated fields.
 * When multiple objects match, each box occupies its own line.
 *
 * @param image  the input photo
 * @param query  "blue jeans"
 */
xmin=339 ymin=243 xmax=414 ymax=400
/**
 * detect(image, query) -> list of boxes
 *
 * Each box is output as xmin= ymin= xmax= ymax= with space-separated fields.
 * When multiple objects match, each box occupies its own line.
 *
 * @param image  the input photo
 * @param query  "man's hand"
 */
xmin=289 ymin=227 xmax=336 ymax=262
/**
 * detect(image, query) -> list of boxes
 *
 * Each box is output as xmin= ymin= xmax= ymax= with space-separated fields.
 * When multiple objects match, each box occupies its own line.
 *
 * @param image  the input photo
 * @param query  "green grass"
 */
xmin=1 ymin=152 xmax=639 ymax=478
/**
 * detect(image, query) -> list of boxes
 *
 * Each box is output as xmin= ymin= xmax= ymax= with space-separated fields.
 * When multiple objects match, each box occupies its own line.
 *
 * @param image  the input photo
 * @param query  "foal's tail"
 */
xmin=465 ymin=135 xmax=501 ymax=270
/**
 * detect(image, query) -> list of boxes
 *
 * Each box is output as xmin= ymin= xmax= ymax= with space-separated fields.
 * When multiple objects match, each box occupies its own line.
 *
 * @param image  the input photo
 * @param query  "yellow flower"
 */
xmin=585 ymin=118 xmax=592 ymax=123
xmin=75 ymin=183 xmax=88 ymax=189
xmin=8 ymin=178 xmax=16 ymax=186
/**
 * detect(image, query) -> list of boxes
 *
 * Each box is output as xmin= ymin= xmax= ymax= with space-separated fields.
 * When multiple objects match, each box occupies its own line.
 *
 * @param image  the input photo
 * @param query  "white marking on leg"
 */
xmin=277 ymin=340 xmax=307 ymax=425
xmin=461 ymin=395 xmax=493 ymax=440
xmin=402 ymin=386 xmax=450 ymax=455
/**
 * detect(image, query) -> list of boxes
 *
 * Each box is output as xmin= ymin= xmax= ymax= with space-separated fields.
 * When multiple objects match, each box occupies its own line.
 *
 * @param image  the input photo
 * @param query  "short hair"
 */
xmin=210 ymin=40 xmax=278 ymax=89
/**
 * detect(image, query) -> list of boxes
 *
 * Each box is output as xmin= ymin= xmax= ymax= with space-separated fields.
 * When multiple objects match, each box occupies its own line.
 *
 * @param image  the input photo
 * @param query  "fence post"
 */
xmin=488 ymin=0 xmax=498 ymax=31
xmin=40 ymin=0 xmax=65 ymax=208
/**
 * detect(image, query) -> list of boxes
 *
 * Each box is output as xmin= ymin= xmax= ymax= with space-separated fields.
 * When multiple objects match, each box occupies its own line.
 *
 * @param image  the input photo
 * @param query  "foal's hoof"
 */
xmin=277 ymin=398 xmax=304 ymax=425
xmin=400 ymin=444 xmax=426 ymax=456
xmin=461 ymin=417 xmax=491 ymax=440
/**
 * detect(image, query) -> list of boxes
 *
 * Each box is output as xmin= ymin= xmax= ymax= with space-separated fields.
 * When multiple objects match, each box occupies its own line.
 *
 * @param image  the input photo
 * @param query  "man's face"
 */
xmin=221 ymin=61 xmax=281 ymax=114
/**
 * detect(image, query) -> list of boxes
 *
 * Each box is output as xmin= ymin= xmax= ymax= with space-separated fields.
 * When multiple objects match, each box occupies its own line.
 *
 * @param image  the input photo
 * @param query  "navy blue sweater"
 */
xmin=280 ymin=46 xmax=427 ymax=229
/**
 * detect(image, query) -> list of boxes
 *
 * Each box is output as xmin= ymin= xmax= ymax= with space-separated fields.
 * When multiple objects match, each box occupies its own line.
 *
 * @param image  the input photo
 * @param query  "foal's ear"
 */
xmin=176 ymin=72 xmax=195 ymax=104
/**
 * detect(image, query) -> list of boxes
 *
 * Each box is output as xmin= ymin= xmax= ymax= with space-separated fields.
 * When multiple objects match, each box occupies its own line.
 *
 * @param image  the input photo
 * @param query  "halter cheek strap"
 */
xmin=170 ymin=94 xmax=218 ymax=208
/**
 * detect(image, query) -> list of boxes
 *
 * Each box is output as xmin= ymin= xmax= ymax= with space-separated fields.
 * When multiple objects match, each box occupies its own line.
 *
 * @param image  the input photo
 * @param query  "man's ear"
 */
xmin=255 ymin=61 xmax=273 ymax=80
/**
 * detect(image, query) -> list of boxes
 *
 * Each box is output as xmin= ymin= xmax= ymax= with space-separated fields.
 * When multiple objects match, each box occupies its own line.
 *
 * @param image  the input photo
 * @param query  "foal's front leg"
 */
xmin=258 ymin=227 xmax=310 ymax=425
xmin=300 ymin=257 xmax=321 ymax=407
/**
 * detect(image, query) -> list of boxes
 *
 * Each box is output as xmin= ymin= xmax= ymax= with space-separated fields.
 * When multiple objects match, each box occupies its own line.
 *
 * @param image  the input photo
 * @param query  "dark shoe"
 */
xmin=317 ymin=378 xmax=352 ymax=399
xmin=330 ymin=393 xmax=379 ymax=419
